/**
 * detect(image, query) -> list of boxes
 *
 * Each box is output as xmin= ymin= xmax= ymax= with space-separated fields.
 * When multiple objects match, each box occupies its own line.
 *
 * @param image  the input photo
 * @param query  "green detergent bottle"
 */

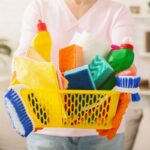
xmin=107 ymin=43 xmax=134 ymax=73
xmin=99 ymin=43 xmax=135 ymax=90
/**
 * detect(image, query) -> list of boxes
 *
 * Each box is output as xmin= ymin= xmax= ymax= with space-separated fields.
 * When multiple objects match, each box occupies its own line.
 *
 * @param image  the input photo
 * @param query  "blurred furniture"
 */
xmin=130 ymin=6 xmax=141 ymax=14
xmin=0 ymin=39 xmax=11 ymax=90
xmin=132 ymin=108 xmax=150 ymax=150
xmin=145 ymin=32 xmax=150 ymax=52
xmin=131 ymin=13 xmax=150 ymax=98
xmin=124 ymin=105 xmax=143 ymax=150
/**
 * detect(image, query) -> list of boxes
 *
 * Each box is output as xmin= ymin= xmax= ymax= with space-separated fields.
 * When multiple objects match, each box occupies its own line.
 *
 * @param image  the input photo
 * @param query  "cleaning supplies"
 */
xmin=59 ymin=44 xmax=84 ymax=73
xmin=70 ymin=32 xmax=109 ymax=64
xmin=4 ymin=85 xmax=34 ymax=137
xmin=32 ymin=20 xmax=52 ymax=61
xmin=89 ymin=55 xmax=114 ymax=89
xmin=100 ymin=39 xmax=135 ymax=90
xmin=114 ymin=76 xmax=141 ymax=102
xmin=99 ymin=64 xmax=137 ymax=90
xmin=107 ymin=43 xmax=134 ymax=73
xmin=64 ymin=65 xmax=96 ymax=90
xmin=13 ymin=56 xmax=59 ymax=89
xmin=99 ymin=73 xmax=116 ymax=90
xmin=111 ymin=45 xmax=120 ymax=51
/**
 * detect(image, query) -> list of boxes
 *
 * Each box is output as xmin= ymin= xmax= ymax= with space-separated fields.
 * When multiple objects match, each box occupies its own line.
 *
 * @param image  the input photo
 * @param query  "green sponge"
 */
xmin=89 ymin=55 xmax=114 ymax=89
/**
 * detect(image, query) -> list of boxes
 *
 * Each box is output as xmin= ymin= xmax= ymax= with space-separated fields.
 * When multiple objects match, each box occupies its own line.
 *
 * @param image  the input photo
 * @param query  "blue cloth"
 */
xmin=27 ymin=133 xmax=124 ymax=150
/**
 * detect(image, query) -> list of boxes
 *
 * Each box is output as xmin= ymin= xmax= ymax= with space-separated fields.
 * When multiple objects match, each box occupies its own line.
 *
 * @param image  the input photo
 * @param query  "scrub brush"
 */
xmin=4 ymin=85 xmax=34 ymax=137
xmin=114 ymin=76 xmax=141 ymax=102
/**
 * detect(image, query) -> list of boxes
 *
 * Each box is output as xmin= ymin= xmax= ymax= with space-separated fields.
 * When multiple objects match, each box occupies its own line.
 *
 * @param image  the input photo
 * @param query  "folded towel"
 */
xmin=13 ymin=56 xmax=59 ymax=89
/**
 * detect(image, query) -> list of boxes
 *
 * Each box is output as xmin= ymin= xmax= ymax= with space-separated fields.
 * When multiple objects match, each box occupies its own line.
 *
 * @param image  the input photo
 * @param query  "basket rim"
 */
xmin=20 ymin=88 xmax=120 ymax=95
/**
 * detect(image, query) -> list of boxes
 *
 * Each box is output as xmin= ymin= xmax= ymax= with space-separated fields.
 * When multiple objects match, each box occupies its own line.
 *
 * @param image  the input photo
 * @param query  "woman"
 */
xmin=16 ymin=0 xmax=133 ymax=149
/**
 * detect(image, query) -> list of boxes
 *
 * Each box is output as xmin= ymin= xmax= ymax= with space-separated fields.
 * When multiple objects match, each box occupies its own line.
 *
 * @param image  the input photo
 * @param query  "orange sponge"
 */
xmin=59 ymin=44 xmax=83 ymax=73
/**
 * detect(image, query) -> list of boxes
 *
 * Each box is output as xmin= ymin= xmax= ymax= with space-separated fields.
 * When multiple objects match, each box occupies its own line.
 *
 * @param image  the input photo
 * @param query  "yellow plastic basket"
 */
xmin=20 ymin=89 xmax=120 ymax=129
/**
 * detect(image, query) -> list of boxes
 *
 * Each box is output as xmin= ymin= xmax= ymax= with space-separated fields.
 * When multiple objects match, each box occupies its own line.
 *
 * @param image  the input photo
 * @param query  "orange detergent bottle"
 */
xmin=32 ymin=20 xmax=52 ymax=61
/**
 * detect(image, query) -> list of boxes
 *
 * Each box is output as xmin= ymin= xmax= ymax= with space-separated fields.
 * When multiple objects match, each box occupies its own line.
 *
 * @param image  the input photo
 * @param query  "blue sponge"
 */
xmin=64 ymin=65 xmax=96 ymax=90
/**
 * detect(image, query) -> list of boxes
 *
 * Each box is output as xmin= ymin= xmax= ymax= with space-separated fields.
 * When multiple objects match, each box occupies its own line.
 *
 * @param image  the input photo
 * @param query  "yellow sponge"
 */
xmin=13 ymin=56 xmax=59 ymax=89
xmin=59 ymin=44 xmax=83 ymax=73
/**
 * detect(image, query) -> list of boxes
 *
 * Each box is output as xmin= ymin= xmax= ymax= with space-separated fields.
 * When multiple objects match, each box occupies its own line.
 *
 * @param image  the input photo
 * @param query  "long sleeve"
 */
xmin=110 ymin=5 xmax=134 ymax=45
xmin=110 ymin=4 xmax=140 ymax=75
xmin=15 ymin=0 xmax=44 ymax=55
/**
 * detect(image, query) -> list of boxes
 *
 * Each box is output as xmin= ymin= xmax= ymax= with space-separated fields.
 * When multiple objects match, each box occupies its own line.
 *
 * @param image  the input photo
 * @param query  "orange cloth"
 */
xmin=61 ymin=76 xmax=69 ymax=89
xmin=96 ymin=93 xmax=130 ymax=140
xmin=59 ymin=44 xmax=83 ymax=73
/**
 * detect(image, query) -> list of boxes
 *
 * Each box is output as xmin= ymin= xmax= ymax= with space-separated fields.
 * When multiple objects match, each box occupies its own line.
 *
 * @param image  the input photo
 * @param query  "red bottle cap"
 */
xmin=37 ymin=20 xmax=47 ymax=32
xmin=111 ymin=45 xmax=120 ymax=51
xmin=120 ymin=44 xmax=134 ymax=50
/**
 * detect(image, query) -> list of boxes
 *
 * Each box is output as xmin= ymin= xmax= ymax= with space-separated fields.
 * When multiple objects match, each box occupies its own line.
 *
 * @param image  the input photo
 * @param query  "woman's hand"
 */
xmin=96 ymin=93 xmax=130 ymax=140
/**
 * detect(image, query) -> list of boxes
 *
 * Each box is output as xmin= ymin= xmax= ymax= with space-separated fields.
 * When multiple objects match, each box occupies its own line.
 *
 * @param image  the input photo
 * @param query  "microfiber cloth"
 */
xmin=25 ymin=47 xmax=45 ymax=62
xmin=57 ymin=69 xmax=68 ymax=89
xmin=12 ymin=56 xmax=59 ymax=89
xmin=64 ymin=65 xmax=96 ymax=90
xmin=89 ymin=55 xmax=114 ymax=89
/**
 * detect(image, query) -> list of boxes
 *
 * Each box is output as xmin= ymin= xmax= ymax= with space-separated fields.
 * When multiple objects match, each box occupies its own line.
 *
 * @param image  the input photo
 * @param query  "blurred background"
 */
xmin=0 ymin=0 xmax=150 ymax=150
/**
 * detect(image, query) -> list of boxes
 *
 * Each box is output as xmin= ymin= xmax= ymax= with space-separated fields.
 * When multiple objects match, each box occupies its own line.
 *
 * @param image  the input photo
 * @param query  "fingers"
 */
xmin=97 ymin=93 xmax=131 ymax=140
xmin=112 ymin=93 xmax=130 ymax=128
xmin=107 ymin=128 xmax=117 ymax=140
xmin=97 ymin=128 xmax=117 ymax=140
xmin=97 ymin=130 xmax=109 ymax=136
xmin=34 ymin=128 xmax=43 ymax=132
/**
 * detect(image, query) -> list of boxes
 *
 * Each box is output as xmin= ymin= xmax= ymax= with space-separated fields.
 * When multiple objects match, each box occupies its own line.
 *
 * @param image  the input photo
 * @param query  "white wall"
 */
xmin=0 ymin=0 xmax=30 ymax=50
xmin=115 ymin=0 xmax=149 ymax=10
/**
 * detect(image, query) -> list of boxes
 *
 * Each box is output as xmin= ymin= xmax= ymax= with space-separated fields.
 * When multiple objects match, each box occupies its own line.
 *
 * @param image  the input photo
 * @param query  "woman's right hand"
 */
xmin=96 ymin=93 xmax=130 ymax=140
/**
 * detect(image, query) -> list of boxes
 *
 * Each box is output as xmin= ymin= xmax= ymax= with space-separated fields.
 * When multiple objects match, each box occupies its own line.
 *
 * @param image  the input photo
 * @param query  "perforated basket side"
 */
xmin=20 ymin=89 xmax=120 ymax=129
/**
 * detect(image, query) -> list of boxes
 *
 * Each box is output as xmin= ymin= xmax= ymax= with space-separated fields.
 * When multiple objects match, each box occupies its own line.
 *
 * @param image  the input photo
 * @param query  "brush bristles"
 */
xmin=115 ymin=76 xmax=141 ymax=102
xmin=4 ymin=89 xmax=34 ymax=137
xmin=116 ymin=76 xmax=141 ymax=88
